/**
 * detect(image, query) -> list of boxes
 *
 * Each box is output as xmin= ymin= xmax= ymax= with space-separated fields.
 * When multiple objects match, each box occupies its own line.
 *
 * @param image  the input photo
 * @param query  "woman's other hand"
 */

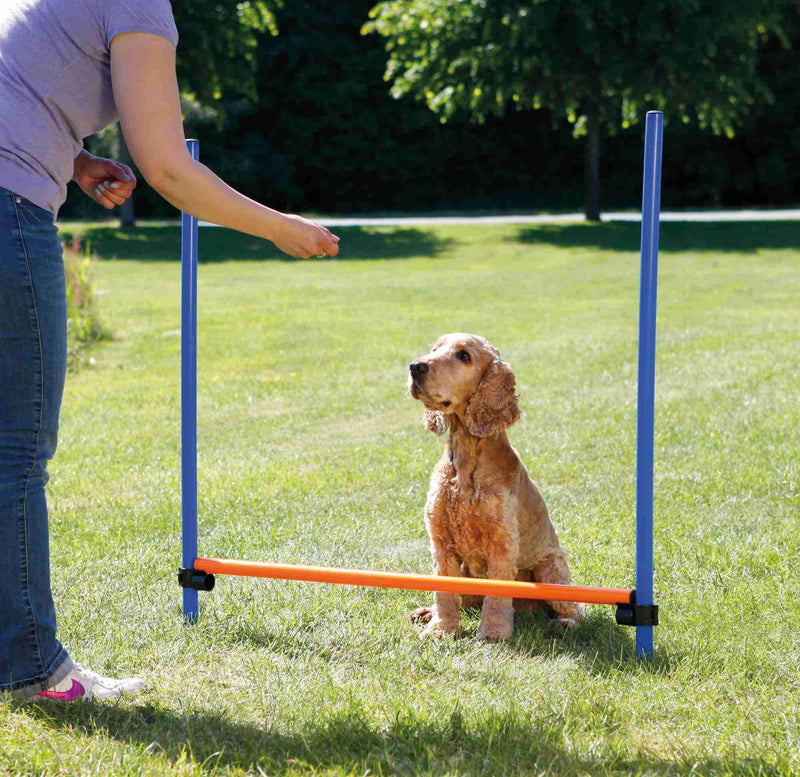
xmin=72 ymin=150 xmax=137 ymax=210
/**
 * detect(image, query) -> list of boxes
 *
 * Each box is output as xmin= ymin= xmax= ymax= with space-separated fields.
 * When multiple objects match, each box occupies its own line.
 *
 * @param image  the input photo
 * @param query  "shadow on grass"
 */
xmin=509 ymin=220 xmax=800 ymax=253
xmin=17 ymin=695 xmax=785 ymax=775
xmin=510 ymin=608 xmax=657 ymax=670
xmin=227 ymin=606 xmax=672 ymax=677
xmin=57 ymin=225 xmax=455 ymax=262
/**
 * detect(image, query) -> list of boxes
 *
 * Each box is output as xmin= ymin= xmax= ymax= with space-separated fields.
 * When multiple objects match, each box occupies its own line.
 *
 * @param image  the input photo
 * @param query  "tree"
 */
xmin=364 ymin=0 xmax=787 ymax=220
xmin=172 ymin=1 xmax=278 ymax=103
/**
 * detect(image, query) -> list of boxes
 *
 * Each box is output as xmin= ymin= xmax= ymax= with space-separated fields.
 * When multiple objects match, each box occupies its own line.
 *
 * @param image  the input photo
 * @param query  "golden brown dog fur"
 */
xmin=408 ymin=333 xmax=584 ymax=640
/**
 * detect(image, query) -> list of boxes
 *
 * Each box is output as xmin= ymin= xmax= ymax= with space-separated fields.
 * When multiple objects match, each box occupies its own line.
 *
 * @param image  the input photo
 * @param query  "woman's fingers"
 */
xmin=321 ymin=236 xmax=339 ymax=257
xmin=275 ymin=214 xmax=341 ymax=259
xmin=94 ymin=180 xmax=132 ymax=208
xmin=303 ymin=225 xmax=339 ymax=258
xmin=112 ymin=162 xmax=136 ymax=186
xmin=317 ymin=226 xmax=340 ymax=257
xmin=95 ymin=193 xmax=116 ymax=209
xmin=104 ymin=180 xmax=135 ymax=198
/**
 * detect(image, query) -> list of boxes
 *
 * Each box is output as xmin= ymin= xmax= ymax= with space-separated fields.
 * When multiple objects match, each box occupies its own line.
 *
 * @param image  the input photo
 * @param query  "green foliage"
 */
xmin=58 ymin=1 xmax=800 ymax=220
xmin=167 ymin=0 xmax=569 ymax=215
xmin=365 ymin=0 xmax=787 ymax=137
xmin=172 ymin=1 xmax=280 ymax=103
xmin=63 ymin=236 xmax=111 ymax=370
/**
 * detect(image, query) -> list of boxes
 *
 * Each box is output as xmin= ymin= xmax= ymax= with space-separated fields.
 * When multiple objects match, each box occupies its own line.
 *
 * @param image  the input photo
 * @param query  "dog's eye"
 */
xmin=456 ymin=350 xmax=470 ymax=363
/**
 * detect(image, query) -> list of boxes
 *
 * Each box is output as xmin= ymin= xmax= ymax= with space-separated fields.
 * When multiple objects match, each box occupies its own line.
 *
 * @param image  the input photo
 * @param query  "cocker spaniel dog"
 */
xmin=408 ymin=333 xmax=584 ymax=640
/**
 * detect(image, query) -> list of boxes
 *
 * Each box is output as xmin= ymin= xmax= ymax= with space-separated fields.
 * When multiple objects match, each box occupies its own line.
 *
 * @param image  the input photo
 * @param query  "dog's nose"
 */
xmin=409 ymin=361 xmax=429 ymax=376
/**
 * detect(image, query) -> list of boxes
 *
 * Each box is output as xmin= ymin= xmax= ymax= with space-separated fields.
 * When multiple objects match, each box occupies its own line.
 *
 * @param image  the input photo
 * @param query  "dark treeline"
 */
xmin=62 ymin=1 xmax=800 ymax=220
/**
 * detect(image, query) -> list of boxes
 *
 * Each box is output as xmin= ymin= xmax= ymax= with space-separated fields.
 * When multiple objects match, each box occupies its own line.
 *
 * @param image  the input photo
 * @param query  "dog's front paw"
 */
xmin=420 ymin=618 xmax=458 ymax=640
xmin=409 ymin=607 xmax=434 ymax=624
xmin=478 ymin=621 xmax=513 ymax=641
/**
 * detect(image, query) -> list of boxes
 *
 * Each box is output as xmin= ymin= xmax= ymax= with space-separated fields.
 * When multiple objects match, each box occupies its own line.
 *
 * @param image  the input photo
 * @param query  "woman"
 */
xmin=0 ymin=0 xmax=339 ymax=701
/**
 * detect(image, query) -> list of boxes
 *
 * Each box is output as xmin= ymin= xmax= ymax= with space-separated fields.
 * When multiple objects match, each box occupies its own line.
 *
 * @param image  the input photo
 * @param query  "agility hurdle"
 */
xmin=178 ymin=111 xmax=664 ymax=658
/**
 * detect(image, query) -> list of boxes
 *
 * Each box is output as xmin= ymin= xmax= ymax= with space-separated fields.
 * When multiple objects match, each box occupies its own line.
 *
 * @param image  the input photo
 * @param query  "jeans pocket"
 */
xmin=14 ymin=196 xmax=55 ymax=232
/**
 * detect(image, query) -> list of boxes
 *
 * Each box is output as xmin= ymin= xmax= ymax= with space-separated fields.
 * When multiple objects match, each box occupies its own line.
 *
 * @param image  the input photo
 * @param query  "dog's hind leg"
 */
xmin=512 ymin=569 xmax=548 ymax=613
xmin=532 ymin=550 xmax=585 ymax=630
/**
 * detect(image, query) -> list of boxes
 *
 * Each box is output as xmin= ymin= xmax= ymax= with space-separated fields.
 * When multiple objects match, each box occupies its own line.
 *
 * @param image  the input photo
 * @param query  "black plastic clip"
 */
xmin=615 ymin=590 xmax=658 ymax=627
xmin=178 ymin=567 xmax=215 ymax=591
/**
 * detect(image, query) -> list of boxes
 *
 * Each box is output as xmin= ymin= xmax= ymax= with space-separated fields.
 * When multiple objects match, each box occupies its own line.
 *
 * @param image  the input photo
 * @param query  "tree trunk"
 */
xmin=118 ymin=129 xmax=136 ymax=228
xmin=584 ymin=110 xmax=601 ymax=222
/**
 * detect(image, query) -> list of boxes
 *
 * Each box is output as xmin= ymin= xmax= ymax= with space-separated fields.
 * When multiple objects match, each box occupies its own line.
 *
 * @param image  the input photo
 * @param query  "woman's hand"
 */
xmin=72 ymin=150 xmax=137 ymax=210
xmin=273 ymin=214 xmax=340 ymax=259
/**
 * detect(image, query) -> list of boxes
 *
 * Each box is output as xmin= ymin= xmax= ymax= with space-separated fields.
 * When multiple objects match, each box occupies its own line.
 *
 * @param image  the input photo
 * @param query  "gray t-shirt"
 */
xmin=0 ymin=0 xmax=178 ymax=215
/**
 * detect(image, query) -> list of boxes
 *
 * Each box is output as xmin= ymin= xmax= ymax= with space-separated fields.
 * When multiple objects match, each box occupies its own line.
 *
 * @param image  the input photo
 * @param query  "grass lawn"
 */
xmin=2 ymin=219 xmax=798 ymax=776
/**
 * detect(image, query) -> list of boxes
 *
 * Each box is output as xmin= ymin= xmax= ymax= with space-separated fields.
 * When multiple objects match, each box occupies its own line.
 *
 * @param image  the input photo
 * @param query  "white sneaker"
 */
xmin=37 ymin=663 xmax=146 ymax=701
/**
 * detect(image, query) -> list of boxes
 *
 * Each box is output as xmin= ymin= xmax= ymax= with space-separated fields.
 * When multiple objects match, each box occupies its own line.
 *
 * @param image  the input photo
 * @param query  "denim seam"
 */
xmin=10 ymin=194 xmax=48 ymax=679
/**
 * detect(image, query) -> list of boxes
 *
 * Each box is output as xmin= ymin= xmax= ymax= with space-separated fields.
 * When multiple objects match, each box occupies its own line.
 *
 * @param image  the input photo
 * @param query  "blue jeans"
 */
xmin=0 ymin=186 xmax=73 ymax=698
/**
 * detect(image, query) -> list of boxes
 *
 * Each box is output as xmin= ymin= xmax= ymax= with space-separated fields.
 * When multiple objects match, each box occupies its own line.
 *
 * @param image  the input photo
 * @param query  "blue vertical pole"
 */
xmin=635 ymin=112 xmax=662 ymax=659
xmin=181 ymin=139 xmax=200 ymax=621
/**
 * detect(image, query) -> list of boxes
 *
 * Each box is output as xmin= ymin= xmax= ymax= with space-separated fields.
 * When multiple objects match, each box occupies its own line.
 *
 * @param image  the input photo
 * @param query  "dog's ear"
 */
xmin=463 ymin=359 xmax=520 ymax=437
xmin=423 ymin=410 xmax=450 ymax=435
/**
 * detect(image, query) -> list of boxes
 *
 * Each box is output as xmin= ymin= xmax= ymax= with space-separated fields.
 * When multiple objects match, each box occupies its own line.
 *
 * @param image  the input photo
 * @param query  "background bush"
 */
xmin=63 ymin=236 xmax=111 ymax=370
xmin=61 ymin=1 xmax=800 ymax=220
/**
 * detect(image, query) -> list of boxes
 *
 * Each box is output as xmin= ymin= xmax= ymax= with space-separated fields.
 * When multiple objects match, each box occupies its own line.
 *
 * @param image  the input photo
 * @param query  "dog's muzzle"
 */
xmin=408 ymin=361 xmax=429 ymax=399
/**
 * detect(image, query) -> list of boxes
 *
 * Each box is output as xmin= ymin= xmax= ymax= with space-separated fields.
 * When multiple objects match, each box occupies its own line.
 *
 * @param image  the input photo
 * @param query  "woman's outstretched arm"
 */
xmin=110 ymin=32 xmax=339 ymax=259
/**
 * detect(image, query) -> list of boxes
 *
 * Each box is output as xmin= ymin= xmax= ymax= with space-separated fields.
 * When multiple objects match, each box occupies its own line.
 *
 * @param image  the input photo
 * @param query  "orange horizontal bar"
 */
xmin=194 ymin=557 xmax=632 ymax=606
